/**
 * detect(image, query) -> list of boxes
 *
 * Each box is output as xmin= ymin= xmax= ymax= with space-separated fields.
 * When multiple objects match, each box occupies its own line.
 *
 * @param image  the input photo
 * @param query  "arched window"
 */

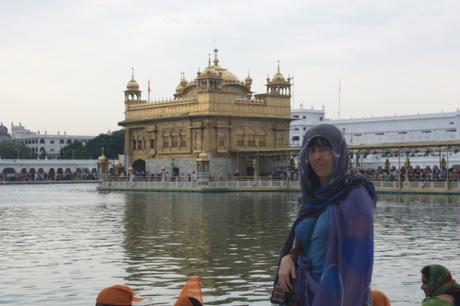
xmin=163 ymin=130 xmax=170 ymax=148
xmin=236 ymin=129 xmax=244 ymax=147
xmin=180 ymin=129 xmax=186 ymax=147
xmin=218 ymin=132 xmax=225 ymax=147
xmin=246 ymin=128 xmax=256 ymax=147
xmin=256 ymin=129 xmax=266 ymax=147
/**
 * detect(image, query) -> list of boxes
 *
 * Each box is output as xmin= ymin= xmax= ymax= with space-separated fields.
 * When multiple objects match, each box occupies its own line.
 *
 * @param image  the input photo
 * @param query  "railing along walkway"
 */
xmin=98 ymin=177 xmax=460 ymax=194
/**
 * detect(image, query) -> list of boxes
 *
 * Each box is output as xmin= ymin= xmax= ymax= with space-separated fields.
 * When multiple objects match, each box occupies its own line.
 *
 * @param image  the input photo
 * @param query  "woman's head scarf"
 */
xmin=421 ymin=264 xmax=460 ymax=297
xmin=298 ymin=123 xmax=376 ymax=214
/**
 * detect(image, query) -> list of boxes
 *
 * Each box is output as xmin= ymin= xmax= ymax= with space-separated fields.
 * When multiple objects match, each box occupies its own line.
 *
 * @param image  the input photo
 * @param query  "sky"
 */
xmin=1 ymin=0 xmax=460 ymax=136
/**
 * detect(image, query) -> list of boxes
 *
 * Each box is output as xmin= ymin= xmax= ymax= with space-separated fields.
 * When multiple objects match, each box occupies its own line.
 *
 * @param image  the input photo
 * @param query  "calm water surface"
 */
xmin=0 ymin=184 xmax=459 ymax=305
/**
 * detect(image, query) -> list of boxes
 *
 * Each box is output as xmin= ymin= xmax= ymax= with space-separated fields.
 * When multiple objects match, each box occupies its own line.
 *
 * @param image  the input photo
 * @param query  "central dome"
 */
xmin=199 ymin=49 xmax=240 ymax=83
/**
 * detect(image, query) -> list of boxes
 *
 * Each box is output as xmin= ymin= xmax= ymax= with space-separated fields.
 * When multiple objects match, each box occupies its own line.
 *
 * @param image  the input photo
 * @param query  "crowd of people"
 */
xmin=362 ymin=165 xmax=460 ymax=181
xmin=0 ymin=168 xmax=99 ymax=182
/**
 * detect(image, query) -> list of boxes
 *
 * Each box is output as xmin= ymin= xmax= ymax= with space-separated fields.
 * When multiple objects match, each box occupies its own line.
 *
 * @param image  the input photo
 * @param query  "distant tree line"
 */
xmin=60 ymin=129 xmax=124 ymax=159
xmin=0 ymin=140 xmax=35 ymax=159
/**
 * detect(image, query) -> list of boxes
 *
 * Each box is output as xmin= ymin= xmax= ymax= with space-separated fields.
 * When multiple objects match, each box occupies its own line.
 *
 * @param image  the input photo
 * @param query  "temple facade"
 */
xmin=119 ymin=50 xmax=292 ymax=177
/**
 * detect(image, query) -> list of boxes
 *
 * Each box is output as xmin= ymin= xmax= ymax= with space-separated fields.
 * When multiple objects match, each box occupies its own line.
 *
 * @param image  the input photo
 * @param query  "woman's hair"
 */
xmin=421 ymin=265 xmax=431 ymax=280
xmin=306 ymin=136 xmax=331 ymax=149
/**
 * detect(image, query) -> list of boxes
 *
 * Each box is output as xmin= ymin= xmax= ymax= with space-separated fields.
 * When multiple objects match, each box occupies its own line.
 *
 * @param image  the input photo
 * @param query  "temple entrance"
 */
xmin=132 ymin=159 xmax=146 ymax=175
xmin=172 ymin=166 xmax=180 ymax=177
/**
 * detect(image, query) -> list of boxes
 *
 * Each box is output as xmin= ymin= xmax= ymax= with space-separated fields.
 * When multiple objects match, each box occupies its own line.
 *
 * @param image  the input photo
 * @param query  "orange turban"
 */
xmin=174 ymin=276 xmax=203 ymax=306
xmin=371 ymin=289 xmax=391 ymax=306
xmin=96 ymin=285 xmax=144 ymax=306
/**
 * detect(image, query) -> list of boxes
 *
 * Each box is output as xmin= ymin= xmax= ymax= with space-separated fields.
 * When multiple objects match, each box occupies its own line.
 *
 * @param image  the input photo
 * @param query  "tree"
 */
xmin=0 ymin=140 xmax=36 ymax=159
xmin=60 ymin=129 xmax=125 ymax=159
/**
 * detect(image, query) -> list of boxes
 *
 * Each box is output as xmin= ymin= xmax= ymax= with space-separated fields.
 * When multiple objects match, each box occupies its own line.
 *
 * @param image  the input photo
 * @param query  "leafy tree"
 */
xmin=60 ymin=141 xmax=90 ymax=159
xmin=0 ymin=140 xmax=36 ymax=159
xmin=60 ymin=129 xmax=125 ymax=159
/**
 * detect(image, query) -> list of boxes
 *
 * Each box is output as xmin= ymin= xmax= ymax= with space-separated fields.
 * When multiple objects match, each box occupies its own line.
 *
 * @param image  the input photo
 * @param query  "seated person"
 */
xmin=421 ymin=264 xmax=460 ymax=306
xmin=96 ymin=284 xmax=144 ymax=306
xmin=371 ymin=289 xmax=391 ymax=306
xmin=174 ymin=276 xmax=203 ymax=306
xmin=174 ymin=296 xmax=202 ymax=306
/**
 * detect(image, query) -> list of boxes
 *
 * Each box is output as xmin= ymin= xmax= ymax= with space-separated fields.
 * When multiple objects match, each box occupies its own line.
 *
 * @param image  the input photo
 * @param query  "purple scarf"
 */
xmin=294 ymin=186 xmax=374 ymax=306
xmin=273 ymin=124 xmax=376 ymax=306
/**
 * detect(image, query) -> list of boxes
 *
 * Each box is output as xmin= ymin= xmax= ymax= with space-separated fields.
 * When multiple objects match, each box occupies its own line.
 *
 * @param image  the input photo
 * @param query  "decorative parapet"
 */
xmin=235 ymin=96 xmax=266 ymax=105
xmin=126 ymin=98 xmax=200 ymax=121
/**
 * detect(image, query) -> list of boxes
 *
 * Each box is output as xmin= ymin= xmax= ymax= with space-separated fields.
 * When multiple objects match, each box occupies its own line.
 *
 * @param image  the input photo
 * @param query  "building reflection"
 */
xmin=119 ymin=192 xmax=298 ymax=304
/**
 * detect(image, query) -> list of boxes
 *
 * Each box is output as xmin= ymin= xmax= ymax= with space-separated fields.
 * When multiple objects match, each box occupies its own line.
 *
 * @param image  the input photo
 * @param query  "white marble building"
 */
xmin=290 ymin=107 xmax=460 ymax=168
xmin=10 ymin=123 xmax=94 ymax=159
xmin=290 ymin=107 xmax=460 ymax=146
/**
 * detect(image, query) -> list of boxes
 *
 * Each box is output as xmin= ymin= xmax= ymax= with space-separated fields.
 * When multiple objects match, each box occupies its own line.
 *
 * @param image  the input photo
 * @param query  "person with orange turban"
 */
xmin=371 ymin=289 xmax=391 ymax=306
xmin=96 ymin=284 xmax=144 ymax=306
xmin=174 ymin=276 xmax=203 ymax=306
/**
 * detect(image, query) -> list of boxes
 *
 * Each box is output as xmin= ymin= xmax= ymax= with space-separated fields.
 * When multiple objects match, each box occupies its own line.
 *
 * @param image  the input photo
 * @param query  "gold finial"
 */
xmin=131 ymin=67 xmax=134 ymax=80
xmin=277 ymin=60 xmax=280 ymax=73
xmin=208 ymin=54 xmax=211 ymax=66
xmin=213 ymin=48 xmax=219 ymax=65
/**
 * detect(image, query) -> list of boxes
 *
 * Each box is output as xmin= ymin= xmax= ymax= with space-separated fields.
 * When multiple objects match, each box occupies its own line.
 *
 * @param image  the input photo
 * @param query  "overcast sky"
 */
xmin=1 ymin=0 xmax=460 ymax=135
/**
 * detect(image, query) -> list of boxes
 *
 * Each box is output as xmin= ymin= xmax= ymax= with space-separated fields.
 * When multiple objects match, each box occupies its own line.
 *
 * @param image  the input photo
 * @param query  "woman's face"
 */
xmin=307 ymin=144 xmax=334 ymax=183
xmin=421 ymin=275 xmax=429 ymax=296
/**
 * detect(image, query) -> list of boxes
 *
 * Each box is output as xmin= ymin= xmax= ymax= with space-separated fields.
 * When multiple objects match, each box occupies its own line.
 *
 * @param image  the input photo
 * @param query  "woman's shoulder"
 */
xmin=338 ymin=185 xmax=374 ymax=215
xmin=422 ymin=295 xmax=453 ymax=306
xmin=343 ymin=185 xmax=374 ymax=204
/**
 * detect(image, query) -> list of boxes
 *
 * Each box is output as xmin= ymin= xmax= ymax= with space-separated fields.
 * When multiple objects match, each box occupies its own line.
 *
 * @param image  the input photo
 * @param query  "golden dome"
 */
xmin=201 ymin=66 xmax=220 ymax=77
xmin=197 ymin=49 xmax=240 ymax=83
xmin=126 ymin=78 xmax=139 ymax=90
xmin=98 ymin=153 xmax=108 ymax=163
xmin=271 ymin=60 xmax=287 ymax=83
xmin=175 ymin=73 xmax=188 ymax=92
xmin=114 ymin=160 xmax=123 ymax=168
xmin=220 ymin=69 xmax=239 ymax=83
xmin=271 ymin=72 xmax=286 ymax=83
xmin=197 ymin=151 xmax=209 ymax=161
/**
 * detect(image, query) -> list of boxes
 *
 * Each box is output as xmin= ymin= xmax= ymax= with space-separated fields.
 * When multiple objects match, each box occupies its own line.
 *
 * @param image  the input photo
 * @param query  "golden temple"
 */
xmin=119 ymin=49 xmax=292 ymax=177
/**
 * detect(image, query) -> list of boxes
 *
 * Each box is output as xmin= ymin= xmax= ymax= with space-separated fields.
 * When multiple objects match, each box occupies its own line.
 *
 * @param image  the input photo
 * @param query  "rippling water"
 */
xmin=0 ymin=184 xmax=459 ymax=305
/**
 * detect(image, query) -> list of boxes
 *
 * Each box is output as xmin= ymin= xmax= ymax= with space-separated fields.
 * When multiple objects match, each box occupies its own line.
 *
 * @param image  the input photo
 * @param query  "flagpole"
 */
xmin=148 ymin=79 xmax=151 ymax=102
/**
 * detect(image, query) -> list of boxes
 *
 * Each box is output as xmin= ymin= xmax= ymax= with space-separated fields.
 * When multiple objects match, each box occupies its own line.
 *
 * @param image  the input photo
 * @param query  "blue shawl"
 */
xmin=273 ymin=124 xmax=377 ymax=306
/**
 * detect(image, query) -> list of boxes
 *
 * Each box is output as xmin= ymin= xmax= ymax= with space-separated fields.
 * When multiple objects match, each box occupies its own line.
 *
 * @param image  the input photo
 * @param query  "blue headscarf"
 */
xmin=272 ymin=124 xmax=377 ymax=306
xmin=297 ymin=123 xmax=377 ymax=215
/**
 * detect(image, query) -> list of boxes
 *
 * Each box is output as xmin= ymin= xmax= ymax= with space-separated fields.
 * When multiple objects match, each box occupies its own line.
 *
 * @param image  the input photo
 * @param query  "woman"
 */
xmin=421 ymin=264 xmax=460 ymax=306
xmin=271 ymin=124 xmax=377 ymax=306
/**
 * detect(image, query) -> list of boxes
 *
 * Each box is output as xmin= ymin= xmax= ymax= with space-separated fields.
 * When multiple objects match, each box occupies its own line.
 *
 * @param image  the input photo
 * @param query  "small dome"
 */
xmin=271 ymin=61 xmax=287 ymax=83
xmin=0 ymin=123 xmax=8 ymax=135
xmin=127 ymin=78 xmax=139 ymax=90
xmin=98 ymin=153 xmax=108 ymax=163
xmin=197 ymin=151 xmax=209 ymax=161
xmin=245 ymin=74 xmax=253 ymax=86
xmin=271 ymin=72 xmax=286 ymax=83
xmin=175 ymin=78 xmax=188 ymax=93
